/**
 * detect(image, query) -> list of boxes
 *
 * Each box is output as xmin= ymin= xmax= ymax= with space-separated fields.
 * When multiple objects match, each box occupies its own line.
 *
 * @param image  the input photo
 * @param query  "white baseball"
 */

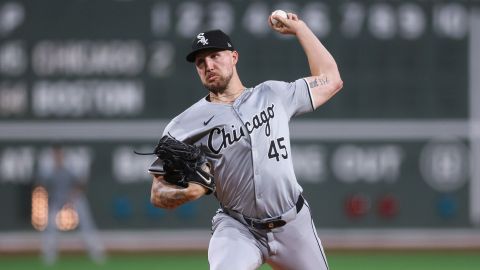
xmin=270 ymin=10 xmax=288 ymax=25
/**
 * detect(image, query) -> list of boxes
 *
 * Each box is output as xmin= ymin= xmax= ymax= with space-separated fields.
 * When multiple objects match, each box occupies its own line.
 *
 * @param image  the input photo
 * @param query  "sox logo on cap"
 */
xmin=197 ymin=33 xmax=209 ymax=45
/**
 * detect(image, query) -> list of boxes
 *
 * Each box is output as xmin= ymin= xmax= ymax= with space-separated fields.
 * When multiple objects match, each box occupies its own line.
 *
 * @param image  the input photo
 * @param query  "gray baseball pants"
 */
xmin=208 ymin=201 xmax=328 ymax=270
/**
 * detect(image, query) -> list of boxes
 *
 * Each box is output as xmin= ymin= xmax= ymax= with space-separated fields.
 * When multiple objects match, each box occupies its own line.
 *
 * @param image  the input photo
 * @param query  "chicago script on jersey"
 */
xmin=207 ymin=104 xmax=275 ymax=154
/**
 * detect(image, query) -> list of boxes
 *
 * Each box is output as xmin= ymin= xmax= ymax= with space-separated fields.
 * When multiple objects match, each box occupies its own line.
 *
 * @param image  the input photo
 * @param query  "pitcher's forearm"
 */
xmin=150 ymin=176 xmax=206 ymax=209
xmin=296 ymin=23 xmax=339 ymax=78
xmin=151 ymin=187 xmax=189 ymax=209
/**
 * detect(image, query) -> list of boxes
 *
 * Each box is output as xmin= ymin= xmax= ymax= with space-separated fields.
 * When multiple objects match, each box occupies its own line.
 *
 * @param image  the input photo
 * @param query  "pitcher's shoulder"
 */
xmin=162 ymin=97 xmax=214 ymax=136
xmin=255 ymin=80 xmax=291 ymax=91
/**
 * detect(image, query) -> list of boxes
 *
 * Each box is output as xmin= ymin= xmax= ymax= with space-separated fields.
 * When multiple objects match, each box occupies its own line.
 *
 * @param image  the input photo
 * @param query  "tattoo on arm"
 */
xmin=151 ymin=178 xmax=191 ymax=209
xmin=318 ymin=75 xmax=329 ymax=85
xmin=153 ymin=188 xmax=190 ymax=209
xmin=309 ymin=79 xmax=319 ymax=88
xmin=309 ymin=74 xmax=329 ymax=88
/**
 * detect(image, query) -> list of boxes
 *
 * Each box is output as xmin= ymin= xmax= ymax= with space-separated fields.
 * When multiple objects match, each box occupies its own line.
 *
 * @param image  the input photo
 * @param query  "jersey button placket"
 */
xmin=252 ymin=150 xmax=259 ymax=175
xmin=252 ymin=149 xmax=263 ymax=206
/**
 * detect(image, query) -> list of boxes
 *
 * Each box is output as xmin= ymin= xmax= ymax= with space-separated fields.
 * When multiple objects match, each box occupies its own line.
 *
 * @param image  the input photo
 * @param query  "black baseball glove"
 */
xmin=148 ymin=135 xmax=215 ymax=195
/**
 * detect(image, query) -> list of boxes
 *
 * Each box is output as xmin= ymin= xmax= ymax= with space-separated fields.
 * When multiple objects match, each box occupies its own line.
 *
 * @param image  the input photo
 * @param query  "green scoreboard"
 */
xmin=0 ymin=0 xmax=479 ymax=230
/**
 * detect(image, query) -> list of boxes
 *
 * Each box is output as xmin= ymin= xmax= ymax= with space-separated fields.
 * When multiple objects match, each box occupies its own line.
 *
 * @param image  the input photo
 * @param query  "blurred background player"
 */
xmin=36 ymin=144 xmax=105 ymax=265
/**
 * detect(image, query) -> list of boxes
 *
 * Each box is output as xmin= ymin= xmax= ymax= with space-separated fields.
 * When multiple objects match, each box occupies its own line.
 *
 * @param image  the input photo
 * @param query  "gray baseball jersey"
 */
xmin=38 ymin=165 xmax=83 ymax=206
xmin=162 ymin=78 xmax=313 ymax=218
xmin=38 ymin=160 xmax=105 ymax=264
xmin=156 ymin=78 xmax=329 ymax=269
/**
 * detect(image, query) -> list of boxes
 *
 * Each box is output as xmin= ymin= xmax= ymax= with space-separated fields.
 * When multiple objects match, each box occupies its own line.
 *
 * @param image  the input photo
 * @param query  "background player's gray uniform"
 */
xmin=162 ymin=79 xmax=328 ymax=270
xmin=38 ymin=156 xmax=105 ymax=264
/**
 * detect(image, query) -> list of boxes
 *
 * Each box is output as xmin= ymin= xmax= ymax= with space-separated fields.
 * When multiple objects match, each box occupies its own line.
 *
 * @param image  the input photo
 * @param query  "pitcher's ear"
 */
xmin=232 ymin=50 xmax=239 ymax=64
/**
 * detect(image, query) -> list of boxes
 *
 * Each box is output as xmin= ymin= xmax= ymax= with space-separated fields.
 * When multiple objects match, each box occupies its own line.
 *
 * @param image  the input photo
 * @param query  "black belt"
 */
xmin=242 ymin=194 xmax=304 ymax=230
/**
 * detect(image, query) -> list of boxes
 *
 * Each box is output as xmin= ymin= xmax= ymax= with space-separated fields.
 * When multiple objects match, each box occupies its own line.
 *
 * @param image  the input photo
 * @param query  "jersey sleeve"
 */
xmin=162 ymin=118 xmax=177 ymax=137
xmin=161 ymin=115 xmax=192 ymax=140
xmin=161 ymin=118 xmax=187 ymax=140
xmin=264 ymin=79 xmax=314 ymax=118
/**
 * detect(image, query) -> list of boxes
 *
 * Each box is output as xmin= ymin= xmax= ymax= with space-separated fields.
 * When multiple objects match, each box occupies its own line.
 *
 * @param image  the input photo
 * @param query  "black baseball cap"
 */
xmin=186 ymin=29 xmax=235 ymax=62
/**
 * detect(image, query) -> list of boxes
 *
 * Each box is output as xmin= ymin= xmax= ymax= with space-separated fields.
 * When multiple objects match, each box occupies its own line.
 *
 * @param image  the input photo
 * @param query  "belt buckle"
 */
xmin=246 ymin=216 xmax=286 ymax=230
xmin=262 ymin=216 xmax=283 ymax=230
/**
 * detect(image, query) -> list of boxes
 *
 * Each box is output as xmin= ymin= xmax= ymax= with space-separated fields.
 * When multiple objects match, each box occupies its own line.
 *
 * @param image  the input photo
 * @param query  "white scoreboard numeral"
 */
xmin=433 ymin=3 xmax=468 ymax=39
xmin=149 ymin=42 xmax=175 ymax=77
xmin=242 ymin=2 xmax=269 ymax=36
xmin=398 ymin=3 xmax=426 ymax=40
xmin=369 ymin=3 xmax=396 ymax=39
xmin=340 ymin=2 xmax=366 ymax=38
xmin=151 ymin=2 xmax=171 ymax=36
xmin=207 ymin=2 xmax=234 ymax=34
xmin=176 ymin=2 xmax=203 ymax=38
xmin=302 ymin=2 xmax=330 ymax=37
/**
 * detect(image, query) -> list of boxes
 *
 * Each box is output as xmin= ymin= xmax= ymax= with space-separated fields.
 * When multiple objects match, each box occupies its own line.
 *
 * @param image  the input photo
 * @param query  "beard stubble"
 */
xmin=204 ymin=70 xmax=233 ymax=94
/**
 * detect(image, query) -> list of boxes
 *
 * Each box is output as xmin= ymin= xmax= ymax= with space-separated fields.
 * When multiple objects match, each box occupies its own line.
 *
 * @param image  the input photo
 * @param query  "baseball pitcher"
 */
xmin=148 ymin=11 xmax=343 ymax=270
